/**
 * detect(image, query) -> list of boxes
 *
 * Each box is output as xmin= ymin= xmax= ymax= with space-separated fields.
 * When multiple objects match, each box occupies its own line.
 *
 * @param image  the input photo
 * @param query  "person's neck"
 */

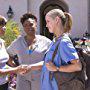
xmin=25 ymin=35 xmax=36 ymax=46
xmin=55 ymin=27 xmax=64 ymax=38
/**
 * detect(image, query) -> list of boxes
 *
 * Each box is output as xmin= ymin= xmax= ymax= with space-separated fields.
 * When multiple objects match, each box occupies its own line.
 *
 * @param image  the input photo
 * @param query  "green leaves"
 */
xmin=1 ymin=20 xmax=20 ymax=47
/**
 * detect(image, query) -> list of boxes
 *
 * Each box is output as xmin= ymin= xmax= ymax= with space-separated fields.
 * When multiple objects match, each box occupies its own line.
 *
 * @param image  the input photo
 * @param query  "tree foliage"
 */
xmin=1 ymin=20 xmax=20 ymax=47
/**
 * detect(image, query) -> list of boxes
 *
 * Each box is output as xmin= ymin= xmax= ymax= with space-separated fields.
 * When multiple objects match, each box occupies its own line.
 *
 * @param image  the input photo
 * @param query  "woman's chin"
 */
xmin=49 ymin=30 xmax=53 ymax=33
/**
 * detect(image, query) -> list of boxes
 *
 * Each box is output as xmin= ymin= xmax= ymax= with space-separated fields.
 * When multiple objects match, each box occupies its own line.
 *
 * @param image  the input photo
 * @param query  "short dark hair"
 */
xmin=20 ymin=13 xmax=37 ymax=25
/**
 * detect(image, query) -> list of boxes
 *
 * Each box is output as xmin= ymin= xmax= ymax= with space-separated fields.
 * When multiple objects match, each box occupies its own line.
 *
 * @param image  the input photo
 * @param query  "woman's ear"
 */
xmin=55 ymin=16 xmax=61 ymax=24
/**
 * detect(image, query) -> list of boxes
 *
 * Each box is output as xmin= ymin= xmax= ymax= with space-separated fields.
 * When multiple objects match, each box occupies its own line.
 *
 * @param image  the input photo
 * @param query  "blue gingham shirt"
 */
xmin=41 ymin=33 xmax=79 ymax=90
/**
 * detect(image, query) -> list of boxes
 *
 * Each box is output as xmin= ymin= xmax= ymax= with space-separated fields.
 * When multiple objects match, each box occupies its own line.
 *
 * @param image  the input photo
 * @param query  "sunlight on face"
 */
xmin=23 ymin=18 xmax=37 ymax=36
xmin=45 ymin=15 xmax=55 ymax=33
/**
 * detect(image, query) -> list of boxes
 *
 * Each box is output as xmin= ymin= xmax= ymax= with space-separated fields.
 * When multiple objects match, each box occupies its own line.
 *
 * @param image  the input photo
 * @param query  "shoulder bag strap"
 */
xmin=52 ymin=42 xmax=60 ymax=63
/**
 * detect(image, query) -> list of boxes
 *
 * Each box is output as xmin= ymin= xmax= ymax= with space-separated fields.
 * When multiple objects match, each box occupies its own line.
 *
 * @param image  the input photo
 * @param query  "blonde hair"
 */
xmin=64 ymin=12 xmax=72 ymax=32
xmin=46 ymin=9 xmax=72 ymax=33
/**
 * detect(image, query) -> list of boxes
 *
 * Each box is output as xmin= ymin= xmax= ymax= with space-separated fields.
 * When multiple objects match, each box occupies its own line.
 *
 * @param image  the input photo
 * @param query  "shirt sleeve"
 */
xmin=7 ymin=42 xmax=16 ymax=57
xmin=59 ymin=39 xmax=79 ymax=63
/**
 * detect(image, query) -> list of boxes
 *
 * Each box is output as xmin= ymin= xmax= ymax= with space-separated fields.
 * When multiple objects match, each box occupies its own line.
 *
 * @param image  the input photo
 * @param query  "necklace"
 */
xmin=28 ymin=44 xmax=38 ymax=54
xmin=24 ymin=37 xmax=38 ymax=54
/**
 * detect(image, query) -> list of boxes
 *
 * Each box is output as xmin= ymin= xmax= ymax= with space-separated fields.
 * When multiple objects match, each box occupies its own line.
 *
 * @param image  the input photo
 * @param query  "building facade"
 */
xmin=0 ymin=0 xmax=88 ymax=38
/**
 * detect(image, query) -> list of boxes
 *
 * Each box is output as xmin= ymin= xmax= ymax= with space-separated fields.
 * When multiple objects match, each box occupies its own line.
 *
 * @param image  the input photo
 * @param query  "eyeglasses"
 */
xmin=0 ymin=19 xmax=6 ymax=26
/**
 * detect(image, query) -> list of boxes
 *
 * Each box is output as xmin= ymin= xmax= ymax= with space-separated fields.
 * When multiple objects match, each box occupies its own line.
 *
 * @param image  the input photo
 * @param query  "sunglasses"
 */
xmin=0 ymin=20 xmax=6 ymax=25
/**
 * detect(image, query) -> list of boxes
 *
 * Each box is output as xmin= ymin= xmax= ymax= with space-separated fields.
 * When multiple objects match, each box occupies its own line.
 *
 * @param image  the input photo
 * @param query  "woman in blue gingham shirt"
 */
xmin=41 ymin=9 xmax=82 ymax=90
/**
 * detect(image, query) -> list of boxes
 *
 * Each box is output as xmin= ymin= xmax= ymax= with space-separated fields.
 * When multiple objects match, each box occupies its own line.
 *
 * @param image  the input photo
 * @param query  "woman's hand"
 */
xmin=45 ymin=61 xmax=57 ymax=71
xmin=16 ymin=65 xmax=31 ymax=75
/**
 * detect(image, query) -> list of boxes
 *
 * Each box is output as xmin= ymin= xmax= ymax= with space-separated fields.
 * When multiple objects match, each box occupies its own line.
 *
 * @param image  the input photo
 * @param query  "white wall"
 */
xmin=65 ymin=0 xmax=88 ymax=38
xmin=29 ymin=0 xmax=88 ymax=37
xmin=0 ymin=0 xmax=88 ymax=37
xmin=29 ymin=0 xmax=44 ymax=34
xmin=0 ymin=0 xmax=27 ymax=23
